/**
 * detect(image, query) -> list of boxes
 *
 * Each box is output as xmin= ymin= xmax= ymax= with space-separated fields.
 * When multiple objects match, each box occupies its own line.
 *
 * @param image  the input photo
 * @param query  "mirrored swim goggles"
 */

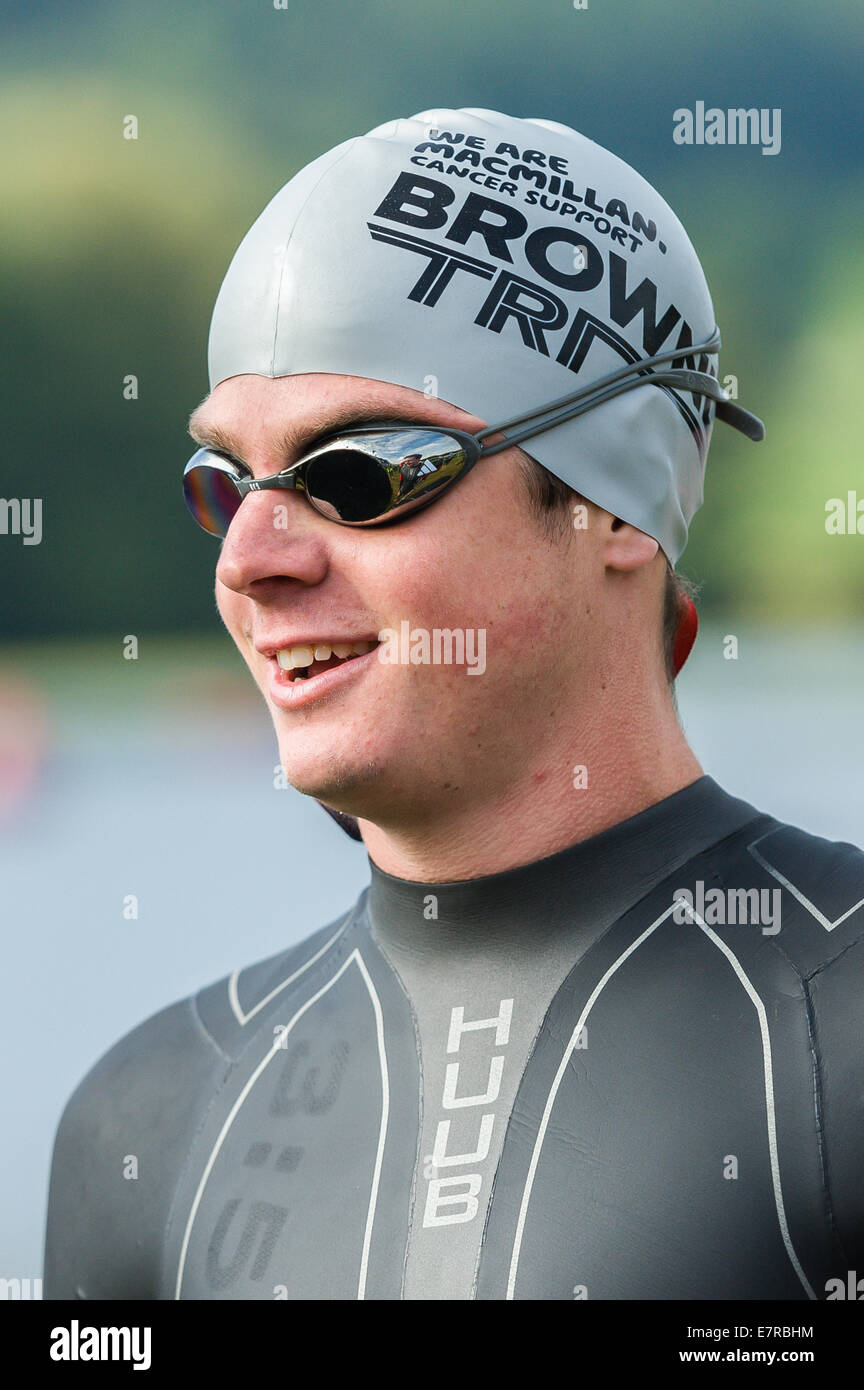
xmin=183 ymin=327 xmax=764 ymax=537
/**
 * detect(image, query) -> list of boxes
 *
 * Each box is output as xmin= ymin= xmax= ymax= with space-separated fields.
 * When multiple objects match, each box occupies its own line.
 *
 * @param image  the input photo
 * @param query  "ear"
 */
xmin=603 ymin=516 xmax=660 ymax=572
xmin=672 ymin=594 xmax=699 ymax=676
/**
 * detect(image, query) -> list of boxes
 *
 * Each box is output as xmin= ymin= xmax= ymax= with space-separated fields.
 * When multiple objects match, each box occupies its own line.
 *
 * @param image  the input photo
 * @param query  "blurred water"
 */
xmin=1 ymin=626 xmax=862 ymax=1285
xmin=676 ymin=623 xmax=864 ymax=845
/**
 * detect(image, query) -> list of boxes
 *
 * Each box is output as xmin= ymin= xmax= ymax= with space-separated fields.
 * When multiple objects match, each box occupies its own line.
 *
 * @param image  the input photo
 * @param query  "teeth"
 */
xmin=275 ymin=640 xmax=376 ymax=670
xmin=276 ymin=644 xmax=314 ymax=671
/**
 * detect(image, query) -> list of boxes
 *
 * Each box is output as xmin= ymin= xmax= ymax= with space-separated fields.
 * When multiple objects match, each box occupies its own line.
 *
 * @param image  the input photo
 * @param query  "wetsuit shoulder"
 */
xmin=43 ymin=995 xmax=230 ymax=1300
xmin=42 ymin=903 xmax=363 ymax=1300
xmin=193 ymin=904 xmax=361 ymax=1057
xmin=700 ymin=814 xmax=864 ymax=1264
xmin=754 ymin=820 xmax=864 ymax=1264
xmin=705 ymin=812 xmax=864 ymax=969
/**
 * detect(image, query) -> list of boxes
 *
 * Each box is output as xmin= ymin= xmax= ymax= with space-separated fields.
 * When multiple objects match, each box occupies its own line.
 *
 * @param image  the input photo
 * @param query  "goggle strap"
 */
xmin=480 ymin=369 xmax=737 ymax=456
xmin=714 ymin=397 xmax=766 ymax=442
xmin=475 ymin=326 xmax=764 ymax=448
xmin=475 ymin=328 xmax=722 ymax=439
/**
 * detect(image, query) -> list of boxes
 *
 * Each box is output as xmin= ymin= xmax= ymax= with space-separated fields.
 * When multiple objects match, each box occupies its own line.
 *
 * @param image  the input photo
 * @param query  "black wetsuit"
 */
xmin=43 ymin=777 xmax=864 ymax=1300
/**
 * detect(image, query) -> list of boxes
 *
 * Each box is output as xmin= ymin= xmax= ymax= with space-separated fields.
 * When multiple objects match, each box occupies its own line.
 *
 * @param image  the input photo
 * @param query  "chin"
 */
xmin=276 ymin=745 xmax=381 ymax=809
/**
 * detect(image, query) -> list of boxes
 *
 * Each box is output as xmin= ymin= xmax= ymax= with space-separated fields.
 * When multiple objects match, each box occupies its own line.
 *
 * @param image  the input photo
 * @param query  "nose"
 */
xmin=215 ymin=487 xmax=330 ymax=597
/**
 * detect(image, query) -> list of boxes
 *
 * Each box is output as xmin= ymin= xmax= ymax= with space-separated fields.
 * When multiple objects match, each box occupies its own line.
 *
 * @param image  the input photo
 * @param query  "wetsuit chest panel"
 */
xmin=166 ymin=935 xmax=420 ymax=1300
xmin=476 ymin=900 xmax=825 ymax=1300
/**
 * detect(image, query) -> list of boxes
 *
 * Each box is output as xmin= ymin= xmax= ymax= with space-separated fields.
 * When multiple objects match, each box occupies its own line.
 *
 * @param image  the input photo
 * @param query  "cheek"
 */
xmin=369 ymin=539 xmax=568 ymax=685
xmin=215 ymin=579 xmax=249 ymax=646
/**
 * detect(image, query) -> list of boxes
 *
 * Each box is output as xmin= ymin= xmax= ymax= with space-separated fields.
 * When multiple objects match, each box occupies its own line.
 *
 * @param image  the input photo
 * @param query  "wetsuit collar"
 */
xmin=367 ymin=775 xmax=765 ymax=952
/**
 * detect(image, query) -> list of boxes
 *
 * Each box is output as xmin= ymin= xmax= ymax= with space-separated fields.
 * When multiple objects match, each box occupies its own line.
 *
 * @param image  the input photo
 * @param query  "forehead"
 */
xmin=188 ymin=371 xmax=486 ymax=448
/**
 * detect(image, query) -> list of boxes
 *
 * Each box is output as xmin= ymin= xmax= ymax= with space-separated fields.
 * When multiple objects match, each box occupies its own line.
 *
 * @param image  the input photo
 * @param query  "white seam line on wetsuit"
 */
xmin=506 ymin=901 xmax=680 ymax=1298
xmin=748 ymin=840 xmax=864 ymax=933
xmin=175 ymin=947 xmax=388 ymax=1300
xmin=506 ymin=900 xmax=817 ymax=1301
xmin=353 ymin=950 xmax=390 ymax=1300
xmin=686 ymin=908 xmax=817 ymax=1299
xmin=228 ymin=915 xmax=352 ymax=1026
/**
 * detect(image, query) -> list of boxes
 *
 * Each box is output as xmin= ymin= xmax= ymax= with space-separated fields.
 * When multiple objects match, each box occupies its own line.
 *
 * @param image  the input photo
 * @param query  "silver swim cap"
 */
xmin=208 ymin=107 xmax=762 ymax=561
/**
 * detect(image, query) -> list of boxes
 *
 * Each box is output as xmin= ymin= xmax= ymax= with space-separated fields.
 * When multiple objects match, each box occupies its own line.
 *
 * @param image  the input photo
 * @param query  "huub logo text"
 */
xmin=423 ymin=998 xmax=513 ymax=1227
xmin=673 ymin=881 xmax=781 ymax=935
xmin=377 ymin=622 xmax=486 ymax=674
xmin=50 ymin=1320 xmax=151 ymax=1370
xmin=673 ymin=102 xmax=781 ymax=156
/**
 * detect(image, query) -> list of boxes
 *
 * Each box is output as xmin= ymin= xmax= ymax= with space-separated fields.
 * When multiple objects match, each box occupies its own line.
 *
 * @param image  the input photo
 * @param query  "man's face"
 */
xmin=190 ymin=372 xmax=609 ymax=829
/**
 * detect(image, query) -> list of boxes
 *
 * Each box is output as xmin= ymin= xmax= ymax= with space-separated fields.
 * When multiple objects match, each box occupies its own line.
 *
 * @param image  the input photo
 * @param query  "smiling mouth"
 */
xmin=275 ymin=640 xmax=379 ymax=682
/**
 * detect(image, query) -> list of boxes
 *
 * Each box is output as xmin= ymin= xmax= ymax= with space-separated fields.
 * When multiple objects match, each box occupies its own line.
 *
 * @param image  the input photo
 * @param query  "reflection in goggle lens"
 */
xmin=183 ymin=463 xmax=243 ymax=538
xmin=305 ymin=448 xmax=396 ymax=523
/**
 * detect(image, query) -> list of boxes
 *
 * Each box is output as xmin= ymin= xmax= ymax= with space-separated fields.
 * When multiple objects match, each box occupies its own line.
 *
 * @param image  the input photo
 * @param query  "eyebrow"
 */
xmin=187 ymin=397 xmax=471 ymax=466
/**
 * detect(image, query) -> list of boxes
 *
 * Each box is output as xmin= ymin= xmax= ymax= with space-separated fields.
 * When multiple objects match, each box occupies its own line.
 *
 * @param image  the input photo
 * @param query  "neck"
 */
xmin=358 ymin=682 xmax=703 ymax=883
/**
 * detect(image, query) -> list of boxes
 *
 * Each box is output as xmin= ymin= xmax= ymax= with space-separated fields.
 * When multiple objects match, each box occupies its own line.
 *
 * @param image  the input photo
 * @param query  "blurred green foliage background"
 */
xmin=2 ymin=0 xmax=862 ymax=638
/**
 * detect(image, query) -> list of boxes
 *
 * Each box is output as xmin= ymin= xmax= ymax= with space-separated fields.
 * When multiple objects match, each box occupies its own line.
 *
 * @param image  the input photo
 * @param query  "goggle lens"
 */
xmin=304 ymin=447 xmax=397 ymax=523
xmin=183 ymin=456 xmax=243 ymax=538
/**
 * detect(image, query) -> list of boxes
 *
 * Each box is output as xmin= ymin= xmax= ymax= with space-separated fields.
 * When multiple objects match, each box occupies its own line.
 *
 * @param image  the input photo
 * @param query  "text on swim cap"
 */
xmin=371 ymin=173 xmax=714 ymax=457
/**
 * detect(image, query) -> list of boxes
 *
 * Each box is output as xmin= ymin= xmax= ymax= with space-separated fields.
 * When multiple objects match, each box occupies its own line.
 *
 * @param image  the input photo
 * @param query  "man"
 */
xmin=44 ymin=108 xmax=864 ymax=1300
